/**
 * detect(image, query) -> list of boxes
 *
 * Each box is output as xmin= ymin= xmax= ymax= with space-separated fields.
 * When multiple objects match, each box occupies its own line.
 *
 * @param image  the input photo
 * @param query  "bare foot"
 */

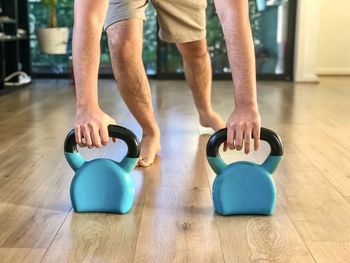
xmin=138 ymin=129 xmax=161 ymax=167
xmin=199 ymin=111 xmax=226 ymax=131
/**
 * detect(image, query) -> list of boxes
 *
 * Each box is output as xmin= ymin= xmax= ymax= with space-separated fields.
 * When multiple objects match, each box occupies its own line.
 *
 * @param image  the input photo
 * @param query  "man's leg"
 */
xmin=177 ymin=39 xmax=225 ymax=131
xmin=106 ymin=19 xmax=160 ymax=167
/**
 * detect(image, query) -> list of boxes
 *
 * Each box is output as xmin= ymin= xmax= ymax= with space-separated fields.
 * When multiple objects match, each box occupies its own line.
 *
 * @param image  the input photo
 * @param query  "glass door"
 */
xmin=28 ymin=0 xmax=296 ymax=80
xmin=157 ymin=0 xmax=297 ymax=80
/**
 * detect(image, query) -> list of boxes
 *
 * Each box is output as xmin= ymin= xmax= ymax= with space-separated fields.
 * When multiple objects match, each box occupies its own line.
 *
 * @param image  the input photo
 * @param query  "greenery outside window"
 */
xmin=29 ymin=0 xmax=296 ymax=80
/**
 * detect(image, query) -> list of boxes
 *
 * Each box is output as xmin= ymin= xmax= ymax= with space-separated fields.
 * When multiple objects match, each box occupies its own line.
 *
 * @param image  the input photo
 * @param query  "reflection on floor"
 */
xmin=0 ymin=77 xmax=350 ymax=262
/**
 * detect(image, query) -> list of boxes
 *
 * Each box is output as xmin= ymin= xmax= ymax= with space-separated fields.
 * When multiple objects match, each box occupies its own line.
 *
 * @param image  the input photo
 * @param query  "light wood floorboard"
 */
xmin=0 ymin=248 xmax=46 ymax=263
xmin=306 ymin=242 xmax=350 ymax=263
xmin=0 ymin=77 xmax=349 ymax=262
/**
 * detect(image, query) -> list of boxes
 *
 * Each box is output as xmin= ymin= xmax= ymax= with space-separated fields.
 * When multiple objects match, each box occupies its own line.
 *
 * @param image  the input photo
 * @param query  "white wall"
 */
xmin=317 ymin=0 xmax=350 ymax=75
xmin=294 ymin=0 xmax=320 ymax=82
xmin=294 ymin=0 xmax=350 ymax=82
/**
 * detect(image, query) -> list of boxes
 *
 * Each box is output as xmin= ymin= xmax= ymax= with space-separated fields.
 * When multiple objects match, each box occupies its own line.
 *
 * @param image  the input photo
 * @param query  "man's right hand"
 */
xmin=74 ymin=106 xmax=117 ymax=148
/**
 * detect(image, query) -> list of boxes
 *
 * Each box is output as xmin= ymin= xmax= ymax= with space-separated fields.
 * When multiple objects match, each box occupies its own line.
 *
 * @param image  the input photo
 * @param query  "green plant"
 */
xmin=42 ymin=0 xmax=58 ymax=27
xmin=42 ymin=0 xmax=70 ymax=27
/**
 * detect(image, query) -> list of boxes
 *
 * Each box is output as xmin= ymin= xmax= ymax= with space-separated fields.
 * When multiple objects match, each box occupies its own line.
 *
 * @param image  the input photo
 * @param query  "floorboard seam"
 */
xmin=39 ymin=208 xmax=72 ymax=263
xmin=131 ymin=185 xmax=148 ymax=263
xmin=203 ymin=153 xmax=227 ymax=263
xmin=279 ymin=197 xmax=318 ymax=263
xmin=294 ymin=141 xmax=350 ymax=203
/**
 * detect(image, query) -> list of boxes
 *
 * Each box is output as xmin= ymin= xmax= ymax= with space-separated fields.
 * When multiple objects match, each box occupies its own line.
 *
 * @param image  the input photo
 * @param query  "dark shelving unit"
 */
xmin=0 ymin=0 xmax=31 ymax=93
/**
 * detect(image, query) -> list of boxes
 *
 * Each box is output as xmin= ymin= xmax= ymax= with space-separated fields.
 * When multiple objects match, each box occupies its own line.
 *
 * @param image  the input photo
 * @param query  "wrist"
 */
xmin=233 ymin=86 xmax=258 ymax=110
xmin=235 ymin=100 xmax=258 ymax=110
xmin=76 ymin=100 xmax=99 ymax=112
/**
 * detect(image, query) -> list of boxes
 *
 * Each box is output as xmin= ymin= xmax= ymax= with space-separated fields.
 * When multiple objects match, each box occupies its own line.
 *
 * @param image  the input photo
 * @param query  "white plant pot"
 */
xmin=36 ymin=27 xmax=69 ymax=55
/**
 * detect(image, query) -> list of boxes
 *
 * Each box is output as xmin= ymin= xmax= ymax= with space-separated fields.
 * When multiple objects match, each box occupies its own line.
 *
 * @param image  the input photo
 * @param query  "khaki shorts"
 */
xmin=104 ymin=0 xmax=207 ymax=43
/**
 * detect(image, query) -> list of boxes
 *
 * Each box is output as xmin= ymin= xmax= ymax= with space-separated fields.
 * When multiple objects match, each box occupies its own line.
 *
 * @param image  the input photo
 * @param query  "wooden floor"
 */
xmin=1 ymin=77 xmax=350 ymax=262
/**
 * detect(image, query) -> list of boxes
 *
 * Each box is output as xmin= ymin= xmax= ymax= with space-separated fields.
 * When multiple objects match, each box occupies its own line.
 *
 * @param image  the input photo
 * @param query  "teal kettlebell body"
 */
xmin=64 ymin=125 xmax=140 ymax=214
xmin=207 ymin=128 xmax=283 ymax=216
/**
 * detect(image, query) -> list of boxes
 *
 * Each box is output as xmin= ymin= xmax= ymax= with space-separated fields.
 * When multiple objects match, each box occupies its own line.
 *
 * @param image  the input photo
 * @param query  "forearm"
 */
xmin=214 ymin=0 xmax=257 ymax=108
xmin=73 ymin=0 xmax=108 ymax=109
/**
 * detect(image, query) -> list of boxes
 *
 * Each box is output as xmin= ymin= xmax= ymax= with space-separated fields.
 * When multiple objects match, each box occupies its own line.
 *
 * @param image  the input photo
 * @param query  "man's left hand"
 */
xmin=224 ymin=105 xmax=261 ymax=154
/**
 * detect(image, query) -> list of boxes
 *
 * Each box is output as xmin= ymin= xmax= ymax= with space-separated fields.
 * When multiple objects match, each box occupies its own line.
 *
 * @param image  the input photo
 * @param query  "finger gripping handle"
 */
xmin=206 ymin=127 xmax=283 ymax=158
xmin=64 ymin=125 xmax=140 ymax=158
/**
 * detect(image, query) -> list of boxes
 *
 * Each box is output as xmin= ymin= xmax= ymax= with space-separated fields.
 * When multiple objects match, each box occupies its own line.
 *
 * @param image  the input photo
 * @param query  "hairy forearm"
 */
xmin=73 ymin=0 xmax=108 ymax=108
xmin=214 ymin=0 xmax=257 ymax=108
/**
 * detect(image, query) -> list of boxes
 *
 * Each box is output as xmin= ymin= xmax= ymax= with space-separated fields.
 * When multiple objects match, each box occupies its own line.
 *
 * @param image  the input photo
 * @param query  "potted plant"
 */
xmin=36 ymin=0 xmax=70 ymax=54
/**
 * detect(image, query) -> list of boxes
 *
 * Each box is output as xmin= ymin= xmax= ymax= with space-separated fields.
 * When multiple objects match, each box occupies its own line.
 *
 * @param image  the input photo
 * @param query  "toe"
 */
xmin=138 ymin=158 xmax=152 ymax=167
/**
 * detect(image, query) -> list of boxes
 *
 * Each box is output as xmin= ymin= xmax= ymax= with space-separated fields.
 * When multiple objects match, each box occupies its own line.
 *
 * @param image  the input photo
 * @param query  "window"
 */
xmin=158 ymin=0 xmax=296 ymax=79
xmin=29 ymin=0 xmax=295 ymax=80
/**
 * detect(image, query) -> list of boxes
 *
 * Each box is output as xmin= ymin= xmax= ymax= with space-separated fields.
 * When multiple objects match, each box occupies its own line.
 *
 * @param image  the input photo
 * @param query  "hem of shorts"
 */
xmin=158 ymin=31 xmax=206 ymax=44
xmin=104 ymin=12 xmax=146 ymax=31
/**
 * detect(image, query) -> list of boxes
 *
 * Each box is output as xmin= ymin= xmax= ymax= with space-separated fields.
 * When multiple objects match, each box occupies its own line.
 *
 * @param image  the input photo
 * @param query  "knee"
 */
xmin=107 ymin=24 xmax=142 ymax=66
xmin=177 ymin=39 xmax=208 ymax=61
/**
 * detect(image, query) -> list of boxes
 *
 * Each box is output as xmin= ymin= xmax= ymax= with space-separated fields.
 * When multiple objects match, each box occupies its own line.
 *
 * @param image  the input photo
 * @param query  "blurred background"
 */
xmin=1 ymin=2 xmax=350 ymax=261
xmin=29 ymin=0 xmax=296 ymax=79
xmin=1 ymin=0 xmax=349 ymax=93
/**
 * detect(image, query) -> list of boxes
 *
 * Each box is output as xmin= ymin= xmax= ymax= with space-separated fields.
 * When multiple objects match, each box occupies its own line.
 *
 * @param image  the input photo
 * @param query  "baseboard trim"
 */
xmin=294 ymin=74 xmax=319 ymax=83
xmin=317 ymin=68 xmax=350 ymax=75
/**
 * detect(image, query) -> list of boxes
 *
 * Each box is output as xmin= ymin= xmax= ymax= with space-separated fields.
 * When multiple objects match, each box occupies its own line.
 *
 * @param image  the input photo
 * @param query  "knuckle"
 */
xmin=97 ymin=120 xmax=104 ymax=126
xmin=87 ymin=122 xmax=95 ymax=129
xmin=238 ymin=121 xmax=246 ymax=127
xmin=235 ymin=128 xmax=243 ymax=133
xmin=228 ymin=122 xmax=235 ymax=128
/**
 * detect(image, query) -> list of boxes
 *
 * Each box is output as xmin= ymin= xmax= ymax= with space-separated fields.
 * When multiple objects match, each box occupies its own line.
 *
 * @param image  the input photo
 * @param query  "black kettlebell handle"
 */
xmin=64 ymin=125 xmax=140 ymax=158
xmin=206 ymin=127 xmax=283 ymax=158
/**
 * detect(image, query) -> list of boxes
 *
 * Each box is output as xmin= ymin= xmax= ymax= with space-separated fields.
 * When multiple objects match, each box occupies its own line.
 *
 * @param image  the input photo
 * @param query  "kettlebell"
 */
xmin=64 ymin=125 xmax=140 ymax=214
xmin=206 ymin=127 xmax=283 ymax=216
